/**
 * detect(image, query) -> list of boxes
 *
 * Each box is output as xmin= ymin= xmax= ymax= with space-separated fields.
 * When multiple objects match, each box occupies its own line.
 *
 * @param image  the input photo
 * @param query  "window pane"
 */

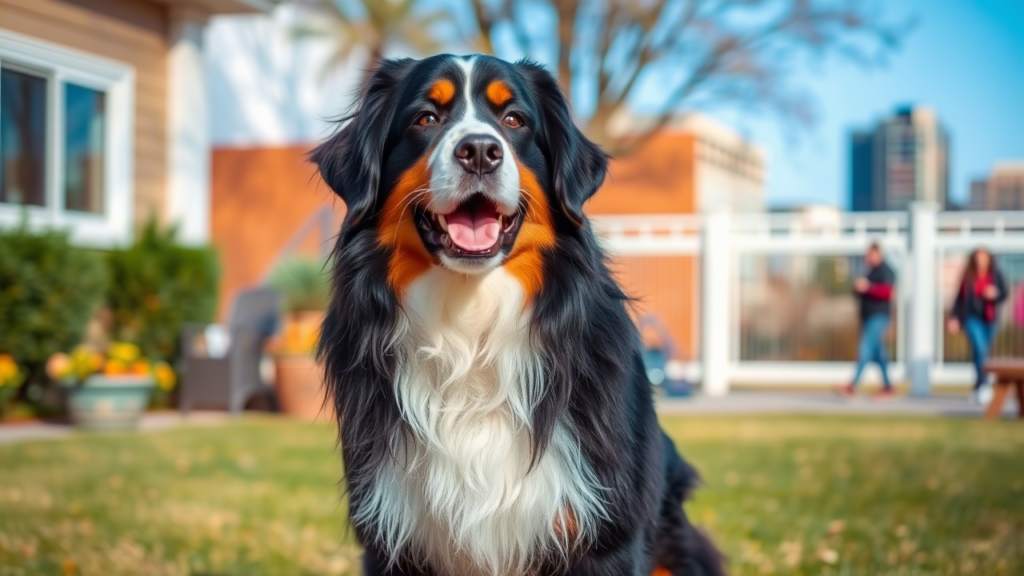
xmin=64 ymin=83 xmax=106 ymax=214
xmin=1 ymin=68 xmax=48 ymax=206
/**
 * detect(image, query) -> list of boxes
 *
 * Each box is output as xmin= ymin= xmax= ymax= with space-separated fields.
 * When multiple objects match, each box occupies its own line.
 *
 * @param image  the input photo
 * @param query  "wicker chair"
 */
xmin=179 ymin=286 xmax=280 ymax=414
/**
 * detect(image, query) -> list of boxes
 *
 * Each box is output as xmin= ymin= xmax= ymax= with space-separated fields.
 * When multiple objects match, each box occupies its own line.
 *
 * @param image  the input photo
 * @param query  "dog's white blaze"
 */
xmin=358 ymin=267 xmax=605 ymax=576
xmin=427 ymin=56 xmax=520 ymax=219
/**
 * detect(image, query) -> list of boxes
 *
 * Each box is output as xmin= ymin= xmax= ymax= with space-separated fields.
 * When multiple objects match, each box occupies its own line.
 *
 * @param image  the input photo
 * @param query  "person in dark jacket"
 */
xmin=839 ymin=243 xmax=896 ymax=398
xmin=947 ymin=248 xmax=1008 ymax=401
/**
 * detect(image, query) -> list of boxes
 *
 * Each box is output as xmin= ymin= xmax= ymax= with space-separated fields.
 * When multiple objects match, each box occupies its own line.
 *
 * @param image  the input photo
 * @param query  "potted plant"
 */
xmin=0 ymin=354 xmax=25 ymax=420
xmin=267 ymin=257 xmax=331 ymax=422
xmin=47 ymin=343 xmax=175 ymax=430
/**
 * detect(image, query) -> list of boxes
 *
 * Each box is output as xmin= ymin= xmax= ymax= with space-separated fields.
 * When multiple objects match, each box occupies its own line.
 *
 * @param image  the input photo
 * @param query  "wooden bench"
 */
xmin=984 ymin=358 xmax=1024 ymax=420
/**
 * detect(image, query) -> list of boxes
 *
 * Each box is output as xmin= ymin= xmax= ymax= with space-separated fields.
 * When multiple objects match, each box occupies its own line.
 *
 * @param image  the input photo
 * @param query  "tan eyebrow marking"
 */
xmin=486 ymin=80 xmax=513 ymax=106
xmin=428 ymin=79 xmax=456 ymax=105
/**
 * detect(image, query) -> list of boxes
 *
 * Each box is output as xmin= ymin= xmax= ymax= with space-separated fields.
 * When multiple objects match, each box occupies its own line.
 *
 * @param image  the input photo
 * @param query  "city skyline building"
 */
xmin=969 ymin=161 xmax=1024 ymax=210
xmin=850 ymin=105 xmax=950 ymax=211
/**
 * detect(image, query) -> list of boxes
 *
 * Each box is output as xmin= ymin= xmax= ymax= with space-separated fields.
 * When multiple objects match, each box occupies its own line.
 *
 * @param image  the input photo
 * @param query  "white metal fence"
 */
xmin=593 ymin=204 xmax=1024 ymax=395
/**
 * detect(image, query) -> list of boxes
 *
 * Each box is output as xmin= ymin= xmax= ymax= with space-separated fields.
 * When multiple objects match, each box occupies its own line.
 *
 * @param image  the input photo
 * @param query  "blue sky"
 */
xmin=714 ymin=0 xmax=1024 ymax=208
xmin=211 ymin=0 xmax=1023 ymax=210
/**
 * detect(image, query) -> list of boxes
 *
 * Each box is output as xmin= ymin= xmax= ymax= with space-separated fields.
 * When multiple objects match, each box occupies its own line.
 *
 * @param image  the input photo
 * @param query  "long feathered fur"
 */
xmin=314 ymin=54 xmax=725 ymax=576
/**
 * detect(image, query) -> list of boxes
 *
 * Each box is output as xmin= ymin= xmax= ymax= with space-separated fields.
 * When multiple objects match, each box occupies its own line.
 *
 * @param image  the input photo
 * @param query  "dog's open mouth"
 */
xmin=415 ymin=194 xmax=523 ymax=259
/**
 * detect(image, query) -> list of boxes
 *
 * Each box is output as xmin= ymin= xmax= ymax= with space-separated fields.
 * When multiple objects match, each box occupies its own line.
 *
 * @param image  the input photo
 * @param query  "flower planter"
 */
xmin=66 ymin=375 xmax=155 ymax=431
xmin=273 ymin=356 xmax=332 ymax=422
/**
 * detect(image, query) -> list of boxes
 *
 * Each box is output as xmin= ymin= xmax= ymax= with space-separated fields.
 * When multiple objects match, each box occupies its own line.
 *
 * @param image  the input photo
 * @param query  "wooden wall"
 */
xmin=0 ymin=0 xmax=169 ymax=229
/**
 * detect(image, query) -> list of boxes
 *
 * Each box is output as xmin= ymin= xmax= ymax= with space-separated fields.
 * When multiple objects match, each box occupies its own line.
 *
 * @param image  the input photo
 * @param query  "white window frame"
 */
xmin=0 ymin=28 xmax=134 ymax=247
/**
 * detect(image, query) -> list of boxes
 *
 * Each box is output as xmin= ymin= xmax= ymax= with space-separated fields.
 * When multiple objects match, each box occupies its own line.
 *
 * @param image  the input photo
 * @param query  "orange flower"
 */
xmin=130 ymin=359 xmax=151 ymax=375
xmin=46 ymin=353 xmax=72 ymax=380
xmin=104 ymin=359 xmax=127 ymax=376
xmin=0 ymin=354 xmax=19 ymax=385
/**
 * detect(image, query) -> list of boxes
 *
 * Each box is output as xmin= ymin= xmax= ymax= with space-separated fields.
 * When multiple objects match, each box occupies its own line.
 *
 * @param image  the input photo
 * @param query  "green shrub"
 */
xmin=0 ymin=225 xmax=108 ymax=372
xmin=106 ymin=220 xmax=220 ymax=362
xmin=267 ymin=257 xmax=329 ymax=313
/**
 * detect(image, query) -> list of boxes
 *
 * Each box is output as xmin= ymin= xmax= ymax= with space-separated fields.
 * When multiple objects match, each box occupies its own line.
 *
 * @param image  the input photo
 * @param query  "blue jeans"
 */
xmin=851 ymin=313 xmax=891 ymax=389
xmin=964 ymin=316 xmax=997 ymax=390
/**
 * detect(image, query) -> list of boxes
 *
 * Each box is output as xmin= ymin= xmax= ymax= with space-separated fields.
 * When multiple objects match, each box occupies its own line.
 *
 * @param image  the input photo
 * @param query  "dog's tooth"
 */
xmin=438 ymin=214 xmax=448 ymax=232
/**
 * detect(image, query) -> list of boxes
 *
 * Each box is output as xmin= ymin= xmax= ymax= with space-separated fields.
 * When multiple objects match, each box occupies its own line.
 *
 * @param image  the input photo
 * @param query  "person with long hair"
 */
xmin=947 ymin=248 xmax=1008 ymax=403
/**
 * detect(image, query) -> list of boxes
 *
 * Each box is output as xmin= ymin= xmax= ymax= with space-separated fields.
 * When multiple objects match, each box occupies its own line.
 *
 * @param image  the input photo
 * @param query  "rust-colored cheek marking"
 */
xmin=377 ymin=157 xmax=433 ymax=294
xmin=486 ymin=80 xmax=513 ymax=106
xmin=553 ymin=505 xmax=579 ymax=546
xmin=504 ymin=164 xmax=555 ymax=303
xmin=428 ymin=79 xmax=455 ymax=105
xmin=651 ymin=568 xmax=672 ymax=576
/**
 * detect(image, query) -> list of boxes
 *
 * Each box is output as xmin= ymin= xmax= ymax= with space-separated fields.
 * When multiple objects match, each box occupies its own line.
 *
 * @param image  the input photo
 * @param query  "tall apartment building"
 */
xmin=969 ymin=162 xmax=1024 ymax=210
xmin=850 ymin=105 xmax=950 ymax=211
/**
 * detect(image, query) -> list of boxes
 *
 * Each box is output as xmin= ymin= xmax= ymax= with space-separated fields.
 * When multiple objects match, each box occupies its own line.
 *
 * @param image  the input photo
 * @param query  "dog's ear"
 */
xmin=311 ymin=58 xmax=415 ymax=230
xmin=516 ymin=61 xmax=608 ymax=228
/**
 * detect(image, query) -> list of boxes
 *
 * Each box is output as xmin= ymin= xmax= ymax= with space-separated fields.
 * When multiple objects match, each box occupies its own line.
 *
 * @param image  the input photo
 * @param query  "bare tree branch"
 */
xmin=300 ymin=0 xmax=912 ymax=156
xmin=469 ymin=0 xmax=496 ymax=53
xmin=552 ymin=0 xmax=580 ymax=102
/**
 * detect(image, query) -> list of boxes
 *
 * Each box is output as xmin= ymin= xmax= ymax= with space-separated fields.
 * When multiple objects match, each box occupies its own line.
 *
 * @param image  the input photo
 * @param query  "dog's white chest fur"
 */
xmin=358 ymin=267 xmax=604 ymax=576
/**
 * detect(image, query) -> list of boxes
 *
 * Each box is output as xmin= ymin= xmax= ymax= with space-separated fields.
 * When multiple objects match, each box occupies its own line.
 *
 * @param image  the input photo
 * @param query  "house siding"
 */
xmin=0 ymin=0 xmax=168 ymax=229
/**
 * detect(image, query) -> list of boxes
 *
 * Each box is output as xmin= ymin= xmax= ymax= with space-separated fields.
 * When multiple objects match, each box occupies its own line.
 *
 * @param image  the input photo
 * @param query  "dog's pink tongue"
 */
xmin=446 ymin=204 xmax=500 ymax=252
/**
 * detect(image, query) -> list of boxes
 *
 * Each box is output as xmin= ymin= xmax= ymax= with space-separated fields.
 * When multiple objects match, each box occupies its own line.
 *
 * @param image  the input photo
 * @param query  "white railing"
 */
xmin=592 ymin=203 xmax=1024 ymax=396
xmin=593 ymin=214 xmax=703 ymax=255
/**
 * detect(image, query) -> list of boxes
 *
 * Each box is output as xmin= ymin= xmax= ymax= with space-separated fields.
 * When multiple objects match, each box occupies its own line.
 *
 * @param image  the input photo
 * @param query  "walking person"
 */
xmin=947 ymin=248 xmax=1008 ymax=404
xmin=838 ymin=243 xmax=896 ymax=399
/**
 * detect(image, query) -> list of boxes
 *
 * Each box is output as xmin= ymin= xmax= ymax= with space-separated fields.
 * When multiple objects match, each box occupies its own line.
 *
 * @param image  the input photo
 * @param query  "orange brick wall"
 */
xmin=590 ymin=133 xmax=699 ymax=359
xmin=587 ymin=132 xmax=696 ymax=215
xmin=210 ymin=145 xmax=345 ymax=319
xmin=610 ymin=256 xmax=700 ymax=360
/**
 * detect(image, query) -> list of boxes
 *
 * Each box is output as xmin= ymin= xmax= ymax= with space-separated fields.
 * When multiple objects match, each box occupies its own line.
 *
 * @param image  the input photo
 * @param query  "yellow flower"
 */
xmin=71 ymin=345 xmax=93 ymax=360
xmin=109 ymin=342 xmax=141 ymax=364
xmin=154 ymin=362 xmax=176 ymax=391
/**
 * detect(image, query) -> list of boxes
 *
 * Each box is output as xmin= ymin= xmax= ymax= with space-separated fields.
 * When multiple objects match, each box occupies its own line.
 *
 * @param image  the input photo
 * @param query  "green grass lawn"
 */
xmin=1 ymin=415 xmax=1022 ymax=576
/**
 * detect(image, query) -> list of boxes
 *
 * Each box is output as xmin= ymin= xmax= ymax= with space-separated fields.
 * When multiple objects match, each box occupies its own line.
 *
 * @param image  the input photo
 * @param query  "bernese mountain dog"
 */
xmin=312 ymin=54 xmax=724 ymax=576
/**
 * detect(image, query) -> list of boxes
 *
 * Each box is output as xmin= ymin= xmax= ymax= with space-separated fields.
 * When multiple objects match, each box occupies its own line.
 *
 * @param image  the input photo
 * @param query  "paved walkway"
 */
xmin=657 ymin=390 xmax=1021 ymax=418
xmin=0 ymin=411 xmax=229 ymax=445
xmin=0 ymin=393 xmax=1018 ymax=445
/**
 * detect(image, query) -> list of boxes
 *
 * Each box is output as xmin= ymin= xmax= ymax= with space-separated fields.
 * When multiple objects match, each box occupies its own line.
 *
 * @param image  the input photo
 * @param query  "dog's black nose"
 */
xmin=454 ymin=134 xmax=503 ymax=175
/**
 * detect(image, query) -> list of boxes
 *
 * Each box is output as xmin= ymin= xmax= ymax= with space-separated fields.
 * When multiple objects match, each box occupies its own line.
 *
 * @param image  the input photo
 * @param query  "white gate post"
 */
xmin=702 ymin=210 xmax=731 ymax=396
xmin=907 ymin=202 xmax=939 ymax=397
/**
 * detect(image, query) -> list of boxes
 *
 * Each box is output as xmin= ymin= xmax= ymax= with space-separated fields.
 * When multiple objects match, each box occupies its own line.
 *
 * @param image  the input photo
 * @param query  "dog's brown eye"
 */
xmin=502 ymin=113 xmax=523 ymax=129
xmin=417 ymin=113 xmax=439 ymax=127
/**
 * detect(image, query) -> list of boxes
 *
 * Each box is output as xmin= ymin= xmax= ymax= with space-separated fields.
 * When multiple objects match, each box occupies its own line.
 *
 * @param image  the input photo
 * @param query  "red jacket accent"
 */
xmin=864 ymin=283 xmax=893 ymax=301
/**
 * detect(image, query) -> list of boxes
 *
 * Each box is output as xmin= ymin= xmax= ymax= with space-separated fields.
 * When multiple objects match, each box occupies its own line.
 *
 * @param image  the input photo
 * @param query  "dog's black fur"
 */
xmin=313 ymin=54 xmax=725 ymax=576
